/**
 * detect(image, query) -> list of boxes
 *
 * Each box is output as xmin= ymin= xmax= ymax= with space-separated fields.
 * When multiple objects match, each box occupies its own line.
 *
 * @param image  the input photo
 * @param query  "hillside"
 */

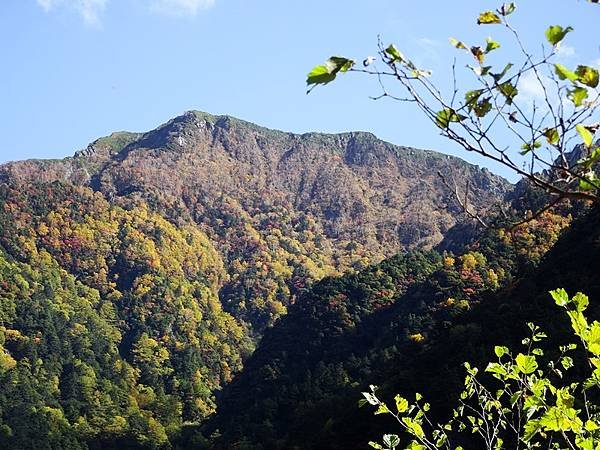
xmin=0 ymin=111 xmax=516 ymax=449
xmin=0 ymin=111 xmax=509 ymax=331
xmin=205 ymin=206 xmax=589 ymax=450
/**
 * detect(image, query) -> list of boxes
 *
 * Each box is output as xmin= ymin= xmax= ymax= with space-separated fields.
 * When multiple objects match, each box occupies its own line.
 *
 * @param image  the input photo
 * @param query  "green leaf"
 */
xmin=555 ymin=64 xmax=578 ymax=82
xmin=520 ymin=140 xmax=542 ymax=155
xmin=465 ymin=89 xmax=483 ymax=105
xmin=477 ymin=11 xmax=502 ymax=25
xmin=586 ymin=420 xmax=600 ymax=431
xmin=523 ymin=419 xmax=542 ymax=441
xmin=436 ymin=108 xmax=466 ymax=128
xmin=545 ymin=25 xmax=574 ymax=46
xmin=516 ymin=353 xmax=538 ymax=374
xmin=486 ymin=362 xmax=508 ymax=377
xmin=568 ymin=310 xmax=589 ymax=336
xmin=383 ymin=434 xmax=400 ymax=449
xmin=550 ymin=288 xmax=570 ymax=307
xmin=544 ymin=128 xmax=560 ymax=145
xmin=561 ymin=356 xmax=574 ymax=370
xmin=385 ymin=44 xmax=404 ymax=63
xmin=465 ymin=90 xmax=492 ymax=118
xmin=494 ymin=346 xmax=509 ymax=358
xmin=375 ymin=404 xmax=390 ymax=415
xmin=576 ymin=124 xmax=595 ymax=148
xmin=580 ymin=171 xmax=599 ymax=191
xmin=579 ymin=147 xmax=600 ymax=169
xmin=306 ymin=57 xmax=355 ymax=91
xmin=573 ymin=292 xmax=590 ymax=312
xmin=395 ymin=395 xmax=409 ymax=413
xmin=575 ymin=65 xmax=599 ymax=88
xmin=473 ymin=98 xmax=492 ymax=118
xmin=469 ymin=65 xmax=492 ymax=77
xmin=498 ymin=2 xmax=517 ymax=16
xmin=485 ymin=37 xmax=500 ymax=53
xmin=568 ymin=87 xmax=589 ymax=107
xmin=402 ymin=417 xmax=425 ymax=438
xmin=587 ymin=322 xmax=600 ymax=355
xmin=491 ymin=63 xmax=514 ymax=82
xmin=449 ymin=37 xmax=467 ymax=50
xmin=496 ymin=81 xmax=518 ymax=104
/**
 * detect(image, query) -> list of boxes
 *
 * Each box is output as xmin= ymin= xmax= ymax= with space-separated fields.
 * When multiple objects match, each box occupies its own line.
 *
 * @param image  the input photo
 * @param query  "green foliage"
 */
xmin=365 ymin=290 xmax=600 ymax=450
xmin=436 ymin=109 xmax=466 ymax=129
xmin=545 ymin=25 xmax=574 ymax=46
xmin=0 ymin=183 xmax=251 ymax=448
xmin=306 ymin=57 xmax=355 ymax=92
xmin=577 ymin=124 xmax=595 ymax=148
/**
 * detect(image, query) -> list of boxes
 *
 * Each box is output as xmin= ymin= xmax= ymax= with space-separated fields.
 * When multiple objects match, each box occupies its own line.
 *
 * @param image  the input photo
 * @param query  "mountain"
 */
xmin=0 ymin=111 xmax=516 ymax=449
xmin=0 ymin=111 xmax=509 ymax=331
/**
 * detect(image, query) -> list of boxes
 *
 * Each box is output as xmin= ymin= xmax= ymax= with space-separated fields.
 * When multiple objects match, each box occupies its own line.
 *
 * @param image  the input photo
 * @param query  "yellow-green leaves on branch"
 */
xmin=554 ymin=64 xmax=578 ymax=82
xmin=491 ymin=63 xmax=514 ymax=82
xmin=306 ymin=57 xmax=355 ymax=93
xmin=384 ymin=44 xmax=404 ymax=63
xmin=496 ymin=81 xmax=518 ymax=105
xmin=581 ymin=147 xmax=600 ymax=169
xmin=449 ymin=37 xmax=467 ymax=50
xmin=498 ymin=2 xmax=517 ymax=16
xmin=568 ymin=87 xmax=589 ymax=107
xmin=520 ymin=140 xmax=542 ymax=155
xmin=576 ymin=124 xmax=595 ymax=148
xmin=575 ymin=65 xmax=599 ymax=88
xmin=383 ymin=44 xmax=430 ymax=77
xmin=465 ymin=89 xmax=492 ymax=118
xmin=545 ymin=25 xmax=574 ymax=46
xmin=395 ymin=395 xmax=409 ymax=413
xmin=555 ymin=63 xmax=598 ymax=106
xmin=544 ymin=128 xmax=560 ymax=145
xmin=454 ymin=37 xmax=499 ymax=65
xmin=485 ymin=37 xmax=500 ymax=53
xmin=515 ymin=353 xmax=538 ymax=374
xmin=477 ymin=11 xmax=502 ymax=25
xmin=436 ymin=108 xmax=466 ymax=128
xmin=580 ymin=173 xmax=598 ymax=192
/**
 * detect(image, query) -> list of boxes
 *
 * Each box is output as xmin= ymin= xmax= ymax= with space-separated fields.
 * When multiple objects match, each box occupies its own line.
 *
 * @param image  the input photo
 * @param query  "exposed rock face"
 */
xmin=0 ymin=110 xmax=510 ymax=329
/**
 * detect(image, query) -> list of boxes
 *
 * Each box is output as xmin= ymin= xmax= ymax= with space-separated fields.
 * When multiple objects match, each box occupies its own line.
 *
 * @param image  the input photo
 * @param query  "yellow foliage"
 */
xmin=0 ymin=347 xmax=16 ymax=373
xmin=443 ymin=297 xmax=456 ymax=307
xmin=409 ymin=333 xmax=425 ymax=343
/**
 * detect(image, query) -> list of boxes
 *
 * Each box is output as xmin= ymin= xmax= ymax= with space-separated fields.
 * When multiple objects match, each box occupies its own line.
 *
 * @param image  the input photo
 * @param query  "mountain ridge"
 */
xmin=0 ymin=111 xmax=510 ymax=330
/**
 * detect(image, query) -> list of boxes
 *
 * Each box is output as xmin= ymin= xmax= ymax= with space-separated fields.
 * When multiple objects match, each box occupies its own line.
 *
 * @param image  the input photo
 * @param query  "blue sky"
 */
xmin=1 ymin=0 xmax=599 ymax=181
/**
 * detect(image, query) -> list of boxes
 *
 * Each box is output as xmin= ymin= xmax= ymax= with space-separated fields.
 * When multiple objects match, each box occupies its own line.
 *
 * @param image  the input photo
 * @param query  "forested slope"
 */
xmin=205 ymin=206 xmax=593 ymax=449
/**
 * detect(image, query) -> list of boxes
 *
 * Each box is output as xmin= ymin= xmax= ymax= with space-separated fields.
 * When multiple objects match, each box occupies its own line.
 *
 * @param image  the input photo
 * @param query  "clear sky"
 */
xmin=1 ymin=0 xmax=599 ymax=180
